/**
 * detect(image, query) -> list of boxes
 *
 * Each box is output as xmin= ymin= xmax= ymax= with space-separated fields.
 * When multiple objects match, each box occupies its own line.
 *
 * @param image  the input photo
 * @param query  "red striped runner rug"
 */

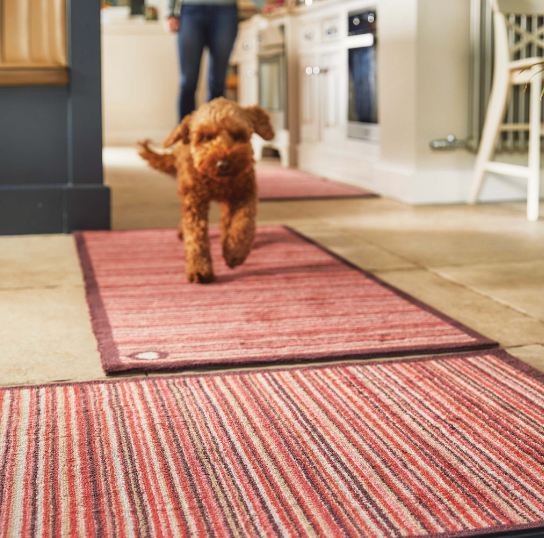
xmin=1 ymin=350 xmax=544 ymax=537
xmin=76 ymin=226 xmax=495 ymax=374
xmin=256 ymin=167 xmax=377 ymax=201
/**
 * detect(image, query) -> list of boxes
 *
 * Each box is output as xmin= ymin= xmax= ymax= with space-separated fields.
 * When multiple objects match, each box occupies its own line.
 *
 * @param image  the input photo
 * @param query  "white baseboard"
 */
xmin=297 ymin=142 xmax=378 ymax=191
xmin=298 ymin=142 xmax=542 ymax=204
xmin=373 ymin=162 xmax=540 ymax=205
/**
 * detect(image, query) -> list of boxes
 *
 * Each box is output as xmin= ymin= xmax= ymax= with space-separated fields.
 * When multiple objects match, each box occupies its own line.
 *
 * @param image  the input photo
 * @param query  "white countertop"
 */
xmin=101 ymin=18 xmax=173 ymax=36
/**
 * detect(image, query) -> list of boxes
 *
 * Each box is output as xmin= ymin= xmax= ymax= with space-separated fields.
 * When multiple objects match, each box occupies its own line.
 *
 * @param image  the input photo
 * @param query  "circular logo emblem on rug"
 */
xmin=129 ymin=351 xmax=169 ymax=361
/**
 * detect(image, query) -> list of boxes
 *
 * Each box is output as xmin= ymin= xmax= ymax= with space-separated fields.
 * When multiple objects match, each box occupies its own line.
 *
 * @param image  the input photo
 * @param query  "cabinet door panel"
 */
xmin=319 ymin=49 xmax=344 ymax=144
xmin=299 ymin=52 xmax=319 ymax=143
xmin=299 ymin=22 xmax=319 ymax=50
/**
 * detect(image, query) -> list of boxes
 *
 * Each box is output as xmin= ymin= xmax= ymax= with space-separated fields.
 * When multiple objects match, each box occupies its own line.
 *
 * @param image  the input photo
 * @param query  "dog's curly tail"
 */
xmin=137 ymin=140 xmax=177 ymax=177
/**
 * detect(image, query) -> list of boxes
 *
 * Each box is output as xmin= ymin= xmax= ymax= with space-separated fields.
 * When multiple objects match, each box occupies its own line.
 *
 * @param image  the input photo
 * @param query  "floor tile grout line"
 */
xmin=0 ymin=284 xmax=85 ymax=292
xmin=291 ymin=223 xmax=544 ymax=327
xmin=290 ymin=223 xmax=420 ymax=269
xmin=424 ymin=266 xmax=544 ymax=324
xmin=505 ymin=343 xmax=544 ymax=350
xmin=425 ymin=257 xmax=544 ymax=270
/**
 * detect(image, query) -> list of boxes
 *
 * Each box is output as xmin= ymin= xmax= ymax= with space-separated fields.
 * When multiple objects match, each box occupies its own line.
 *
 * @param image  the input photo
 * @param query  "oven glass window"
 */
xmin=259 ymin=57 xmax=282 ymax=112
xmin=348 ymin=46 xmax=377 ymax=124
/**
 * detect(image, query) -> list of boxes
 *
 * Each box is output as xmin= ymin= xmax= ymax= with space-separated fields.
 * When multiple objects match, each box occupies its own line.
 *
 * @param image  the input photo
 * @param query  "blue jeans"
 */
xmin=177 ymin=4 xmax=238 ymax=121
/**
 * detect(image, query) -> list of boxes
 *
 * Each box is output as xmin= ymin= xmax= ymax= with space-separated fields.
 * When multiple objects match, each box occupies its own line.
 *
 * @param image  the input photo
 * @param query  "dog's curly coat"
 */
xmin=138 ymin=98 xmax=274 ymax=283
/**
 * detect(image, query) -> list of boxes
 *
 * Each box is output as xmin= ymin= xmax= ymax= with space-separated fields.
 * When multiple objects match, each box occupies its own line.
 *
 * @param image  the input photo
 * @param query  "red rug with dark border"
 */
xmin=1 ymin=350 xmax=544 ymax=537
xmin=256 ymin=167 xmax=377 ymax=201
xmin=75 ymin=226 xmax=495 ymax=374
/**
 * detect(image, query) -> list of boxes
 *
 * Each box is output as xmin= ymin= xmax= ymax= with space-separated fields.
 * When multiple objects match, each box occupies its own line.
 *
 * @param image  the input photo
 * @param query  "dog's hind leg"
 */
xmin=182 ymin=196 xmax=214 ymax=283
xmin=221 ymin=193 xmax=257 ymax=269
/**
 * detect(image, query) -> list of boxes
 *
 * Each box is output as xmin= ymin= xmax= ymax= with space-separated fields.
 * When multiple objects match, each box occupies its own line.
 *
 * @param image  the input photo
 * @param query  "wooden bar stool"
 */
xmin=468 ymin=0 xmax=544 ymax=221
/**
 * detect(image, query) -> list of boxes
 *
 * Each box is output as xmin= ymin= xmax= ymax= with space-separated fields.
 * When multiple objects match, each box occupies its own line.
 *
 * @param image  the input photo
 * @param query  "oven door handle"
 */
xmin=346 ymin=33 xmax=375 ymax=49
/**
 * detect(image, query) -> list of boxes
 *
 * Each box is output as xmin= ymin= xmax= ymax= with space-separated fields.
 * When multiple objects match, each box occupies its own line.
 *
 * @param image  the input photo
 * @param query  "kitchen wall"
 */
xmin=101 ymin=20 xmax=210 ymax=145
xmin=101 ymin=21 xmax=179 ymax=145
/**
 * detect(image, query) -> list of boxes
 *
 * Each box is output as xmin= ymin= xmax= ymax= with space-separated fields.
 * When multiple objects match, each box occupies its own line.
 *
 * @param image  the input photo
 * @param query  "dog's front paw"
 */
xmin=186 ymin=269 xmax=215 ymax=284
xmin=224 ymin=253 xmax=247 ymax=269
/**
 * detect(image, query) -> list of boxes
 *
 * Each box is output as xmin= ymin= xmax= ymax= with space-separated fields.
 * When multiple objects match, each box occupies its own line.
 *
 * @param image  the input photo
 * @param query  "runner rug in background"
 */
xmin=1 ymin=350 xmax=544 ymax=537
xmin=256 ymin=167 xmax=377 ymax=201
xmin=76 ymin=225 xmax=495 ymax=374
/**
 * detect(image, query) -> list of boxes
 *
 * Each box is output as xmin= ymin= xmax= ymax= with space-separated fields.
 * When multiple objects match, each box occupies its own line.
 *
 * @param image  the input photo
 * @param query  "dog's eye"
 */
xmin=202 ymin=133 xmax=216 ymax=142
xmin=232 ymin=132 xmax=246 ymax=142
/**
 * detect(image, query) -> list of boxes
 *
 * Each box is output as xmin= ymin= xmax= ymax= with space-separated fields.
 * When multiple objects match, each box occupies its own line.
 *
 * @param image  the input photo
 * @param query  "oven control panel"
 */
xmin=348 ymin=10 xmax=376 ymax=37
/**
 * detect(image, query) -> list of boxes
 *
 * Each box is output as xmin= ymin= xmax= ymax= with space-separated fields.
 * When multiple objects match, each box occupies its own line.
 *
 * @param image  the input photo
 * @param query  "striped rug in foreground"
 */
xmin=256 ymin=167 xmax=377 ymax=201
xmin=76 ymin=226 xmax=495 ymax=374
xmin=1 ymin=350 xmax=544 ymax=538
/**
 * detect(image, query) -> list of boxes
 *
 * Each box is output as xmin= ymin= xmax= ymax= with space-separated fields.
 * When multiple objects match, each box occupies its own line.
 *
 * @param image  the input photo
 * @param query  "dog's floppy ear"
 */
xmin=244 ymin=105 xmax=275 ymax=141
xmin=163 ymin=113 xmax=193 ymax=147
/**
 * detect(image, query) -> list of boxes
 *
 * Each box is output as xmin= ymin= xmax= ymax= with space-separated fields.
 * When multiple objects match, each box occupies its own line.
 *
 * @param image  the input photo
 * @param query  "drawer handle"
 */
xmin=243 ymin=41 xmax=251 ymax=50
xmin=304 ymin=30 xmax=314 ymax=40
xmin=305 ymin=66 xmax=313 ymax=75
xmin=246 ymin=69 xmax=255 ymax=77
xmin=326 ymin=26 xmax=337 ymax=36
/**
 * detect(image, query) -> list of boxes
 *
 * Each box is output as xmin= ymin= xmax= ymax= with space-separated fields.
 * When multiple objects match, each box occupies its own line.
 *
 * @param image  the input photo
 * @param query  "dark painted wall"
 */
xmin=0 ymin=0 xmax=110 ymax=235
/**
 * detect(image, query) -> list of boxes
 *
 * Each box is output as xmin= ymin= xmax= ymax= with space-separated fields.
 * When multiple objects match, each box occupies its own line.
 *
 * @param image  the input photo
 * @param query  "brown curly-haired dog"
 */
xmin=138 ymin=97 xmax=274 ymax=283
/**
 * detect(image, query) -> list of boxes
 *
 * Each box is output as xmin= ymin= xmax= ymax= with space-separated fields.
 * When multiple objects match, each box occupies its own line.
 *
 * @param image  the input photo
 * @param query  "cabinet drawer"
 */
xmin=299 ymin=22 xmax=318 ymax=48
xmin=233 ymin=34 xmax=257 ymax=62
xmin=240 ymin=36 xmax=256 ymax=54
xmin=321 ymin=16 xmax=341 ymax=42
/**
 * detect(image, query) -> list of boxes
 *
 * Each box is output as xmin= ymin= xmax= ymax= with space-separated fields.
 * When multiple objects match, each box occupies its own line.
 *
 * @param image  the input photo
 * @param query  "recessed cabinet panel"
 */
xmin=299 ymin=52 xmax=319 ymax=143
xmin=232 ymin=31 xmax=257 ymax=64
xmin=299 ymin=22 xmax=318 ymax=49
xmin=239 ymin=60 xmax=258 ymax=107
xmin=321 ymin=17 xmax=341 ymax=43
xmin=320 ymin=49 xmax=344 ymax=143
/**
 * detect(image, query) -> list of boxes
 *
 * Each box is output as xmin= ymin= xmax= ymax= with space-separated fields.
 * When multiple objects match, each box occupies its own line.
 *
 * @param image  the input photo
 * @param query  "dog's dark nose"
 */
xmin=216 ymin=160 xmax=232 ymax=173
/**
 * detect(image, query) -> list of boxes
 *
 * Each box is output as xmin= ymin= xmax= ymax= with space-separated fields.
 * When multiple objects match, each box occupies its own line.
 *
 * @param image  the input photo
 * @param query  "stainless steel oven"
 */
xmin=258 ymin=25 xmax=287 ymax=133
xmin=347 ymin=10 xmax=379 ymax=141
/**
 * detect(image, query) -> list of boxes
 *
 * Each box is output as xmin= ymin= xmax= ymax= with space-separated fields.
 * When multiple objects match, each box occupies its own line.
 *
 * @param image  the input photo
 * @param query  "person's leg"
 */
xmin=206 ymin=5 xmax=238 ymax=101
xmin=177 ymin=5 xmax=206 ymax=120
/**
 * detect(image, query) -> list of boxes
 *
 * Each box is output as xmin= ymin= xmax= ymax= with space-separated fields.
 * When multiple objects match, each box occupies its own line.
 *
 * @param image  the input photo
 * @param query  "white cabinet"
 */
xmin=298 ymin=48 xmax=343 ymax=145
xmin=293 ymin=1 xmax=379 ymax=189
xmin=231 ymin=20 xmax=259 ymax=107
xmin=230 ymin=14 xmax=297 ymax=167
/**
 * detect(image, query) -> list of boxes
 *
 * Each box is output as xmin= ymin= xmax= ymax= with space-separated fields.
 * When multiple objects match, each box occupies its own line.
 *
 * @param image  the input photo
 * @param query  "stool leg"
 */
xmin=468 ymin=72 xmax=510 ymax=204
xmin=528 ymin=73 xmax=542 ymax=222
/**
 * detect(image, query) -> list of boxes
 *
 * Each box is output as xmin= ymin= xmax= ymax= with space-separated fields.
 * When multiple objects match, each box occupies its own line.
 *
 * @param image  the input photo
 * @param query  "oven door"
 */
xmin=347 ymin=35 xmax=379 ymax=141
xmin=258 ymin=49 xmax=287 ymax=132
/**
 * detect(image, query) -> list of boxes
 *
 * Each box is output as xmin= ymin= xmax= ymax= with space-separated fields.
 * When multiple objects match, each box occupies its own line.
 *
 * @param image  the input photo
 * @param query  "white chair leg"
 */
xmin=252 ymin=137 xmax=264 ymax=162
xmin=468 ymin=71 xmax=510 ymax=204
xmin=527 ymin=73 xmax=542 ymax=222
